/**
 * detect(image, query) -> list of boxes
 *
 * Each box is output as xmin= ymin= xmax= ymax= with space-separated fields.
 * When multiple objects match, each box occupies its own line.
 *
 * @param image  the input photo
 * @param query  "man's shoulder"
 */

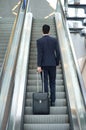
xmin=37 ymin=36 xmax=58 ymax=42
xmin=50 ymin=36 xmax=57 ymax=40
xmin=49 ymin=36 xmax=58 ymax=42
xmin=37 ymin=37 xmax=43 ymax=42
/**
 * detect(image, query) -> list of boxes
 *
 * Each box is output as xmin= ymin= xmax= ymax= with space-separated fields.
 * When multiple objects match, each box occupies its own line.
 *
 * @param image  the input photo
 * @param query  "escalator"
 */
xmin=5 ymin=1 xmax=86 ymax=130
xmin=0 ymin=2 xmax=25 ymax=129
xmin=0 ymin=17 xmax=14 ymax=72
xmin=23 ymin=18 xmax=70 ymax=130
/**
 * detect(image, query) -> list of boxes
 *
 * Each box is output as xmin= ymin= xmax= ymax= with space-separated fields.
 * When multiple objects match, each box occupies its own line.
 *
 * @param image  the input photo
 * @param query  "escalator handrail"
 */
xmin=0 ymin=1 xmax=26 ymax=130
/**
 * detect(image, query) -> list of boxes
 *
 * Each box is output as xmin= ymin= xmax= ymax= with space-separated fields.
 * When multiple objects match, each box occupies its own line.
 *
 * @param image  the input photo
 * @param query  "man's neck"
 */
xmin=43 ymin=33 xmax=49 ymax=36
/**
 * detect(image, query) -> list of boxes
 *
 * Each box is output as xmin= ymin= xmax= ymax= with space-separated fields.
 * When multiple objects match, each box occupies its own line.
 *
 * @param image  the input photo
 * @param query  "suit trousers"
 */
xmin=42 ymin=66 xmax=56 ymax=103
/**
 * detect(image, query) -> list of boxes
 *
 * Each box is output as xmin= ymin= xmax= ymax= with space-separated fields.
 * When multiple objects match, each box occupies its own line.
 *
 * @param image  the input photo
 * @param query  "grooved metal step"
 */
xmin=0 ymin=17 xmax=14 ymax=73
xmin=25 ymin=99 xmax=67 ymax=107
xmin=25 ymin=106 xmax=68 ymax=115
xmin=28 ymin=74 xmax=63 ymax=80
xmin=23 ymin=18 xmax=70 ymax=130
xmin=24 ymin=115 xmax=69 ymax=124
xmin=28 ymin=68 xmax=62 ymax=74
xmin=24 ymin=124 xmax=70 ymax=130
xmin=28 ymin=79 xmax=64 ymax=85
xmin=26 ymin=92 xmax=66 ymax=99
xmin=27 ymin=85 xmax=65 ymax=92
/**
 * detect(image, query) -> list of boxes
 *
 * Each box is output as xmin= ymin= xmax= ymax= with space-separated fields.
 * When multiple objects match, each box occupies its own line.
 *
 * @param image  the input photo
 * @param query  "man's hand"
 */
xmin=37 ymin=67 xmax=42 ymax=73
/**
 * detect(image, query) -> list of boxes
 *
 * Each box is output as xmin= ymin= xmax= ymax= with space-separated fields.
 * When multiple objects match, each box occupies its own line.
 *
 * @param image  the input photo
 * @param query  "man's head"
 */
xmin=42 ymin=24 xmax=50 ymax=34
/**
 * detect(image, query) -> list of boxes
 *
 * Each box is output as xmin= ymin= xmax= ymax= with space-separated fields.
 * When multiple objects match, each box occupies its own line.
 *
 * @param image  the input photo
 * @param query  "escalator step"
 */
xmin=0 ymin=17 xmax=14 ymax=72
xmin=24 ymin=115 xmax=69 ymax=124
xmin=28 ymin=79 xmax=64 ymax=85
xmin=26 ymin=85 xmax=65 ymax=92
xmin=25 ymin=106 xmax=68 ymax=115
xmin=28 ymin=68 xmax=62 ymax=74
xmin=28 ymin=74 xmax=63 ymax=80
xmin=26 ymin=92 xmax=66 ymax=99
xmin=24 ymin=124 xmax=70 ymax=130
xmin=25 ymin=99 xmax=66 ymax=107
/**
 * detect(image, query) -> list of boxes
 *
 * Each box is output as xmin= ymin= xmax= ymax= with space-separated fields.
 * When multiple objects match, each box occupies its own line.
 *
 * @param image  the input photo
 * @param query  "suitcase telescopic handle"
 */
xmin=37 ymin=71 xmax=44 ymax=92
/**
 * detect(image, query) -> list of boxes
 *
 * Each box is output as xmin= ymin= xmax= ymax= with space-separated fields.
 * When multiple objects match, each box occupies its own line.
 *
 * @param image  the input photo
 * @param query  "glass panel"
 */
xmin=68 ymin=8 xmax=85 ymax=17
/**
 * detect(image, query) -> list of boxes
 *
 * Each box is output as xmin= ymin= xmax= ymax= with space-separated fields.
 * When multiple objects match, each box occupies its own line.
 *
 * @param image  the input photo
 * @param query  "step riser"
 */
xmin=26 ymin=92 xmax=65 ymax=99
xmin=28 ymin=75 xmax=63 ymax=80
xmin=24 ymin=107 xmax=68 ymax=115
xmin=26 ymin=85 xmax=65 ymax=92
xmin=24 ymin=124 xmax=70 ymax=130
xmin=28 ymin=80 xmax=64 ymax=86
xmin=25 ymin=99 xmax=66 ymax=107
xmin=24 ymin=115 xmax=69 ymax=124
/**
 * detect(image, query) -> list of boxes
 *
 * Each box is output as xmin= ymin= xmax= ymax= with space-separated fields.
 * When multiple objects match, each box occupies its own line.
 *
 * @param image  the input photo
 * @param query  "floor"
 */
xmin=0 ymin=0 xmax=21 ymax=18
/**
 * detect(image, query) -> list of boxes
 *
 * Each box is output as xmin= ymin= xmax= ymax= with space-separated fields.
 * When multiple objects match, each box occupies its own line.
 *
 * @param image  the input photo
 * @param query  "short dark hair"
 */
xmin=42 ymin=24 xmax=50 ymax=34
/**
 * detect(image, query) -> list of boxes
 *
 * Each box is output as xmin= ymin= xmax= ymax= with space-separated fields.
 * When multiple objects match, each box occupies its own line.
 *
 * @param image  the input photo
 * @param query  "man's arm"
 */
xmin=37 ymin=40 xmax=43 ymax=72
xmin=55 ymin=39 xmax=60 ymax=65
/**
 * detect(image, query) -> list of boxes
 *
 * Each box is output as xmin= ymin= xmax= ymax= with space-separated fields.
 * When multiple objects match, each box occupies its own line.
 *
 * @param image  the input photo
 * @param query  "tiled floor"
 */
xmin=30 ymin=0 xmax=57 ymax=18
xmin=0 ymin=0 xmax=21 ymax=18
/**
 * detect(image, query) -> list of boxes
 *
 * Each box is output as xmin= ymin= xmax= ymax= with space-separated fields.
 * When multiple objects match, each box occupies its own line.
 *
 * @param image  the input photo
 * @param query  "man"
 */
xmin=37 ymin=24 xmax=60 ymax=106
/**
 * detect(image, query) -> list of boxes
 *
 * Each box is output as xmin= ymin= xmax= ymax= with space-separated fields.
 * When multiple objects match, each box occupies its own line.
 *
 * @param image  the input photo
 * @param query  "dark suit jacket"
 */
xmin=37 ymin=35 xmax=60 ymax=67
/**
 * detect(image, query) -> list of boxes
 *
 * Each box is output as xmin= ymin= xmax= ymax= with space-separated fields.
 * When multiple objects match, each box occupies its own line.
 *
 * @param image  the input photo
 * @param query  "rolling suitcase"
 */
xmin=33 ymin=72 xmax=50 ymax=114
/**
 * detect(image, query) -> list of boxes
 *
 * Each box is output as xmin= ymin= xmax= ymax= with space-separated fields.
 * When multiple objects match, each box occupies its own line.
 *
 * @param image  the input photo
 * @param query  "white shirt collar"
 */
xmin=43 ymin=34 xmax=49 ymax=36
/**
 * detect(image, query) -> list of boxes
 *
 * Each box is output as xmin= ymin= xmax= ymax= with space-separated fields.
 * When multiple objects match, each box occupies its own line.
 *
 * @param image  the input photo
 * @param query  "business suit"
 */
xmin=37 ymin=35 xmax=60 ymax=104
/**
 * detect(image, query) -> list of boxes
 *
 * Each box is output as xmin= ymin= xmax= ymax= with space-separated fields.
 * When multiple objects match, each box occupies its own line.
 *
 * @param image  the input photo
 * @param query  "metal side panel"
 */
xmin=0 ymin=17 xmax=14 ymax=74
xmin=0 ymin=9 xmax=25 ymax=130
xmin=55 ymin=1 xmax=86 ymax=129
xmin=6 ymin=12 xmax=33 ymax=130
xmin=55 ymin=0 xmax=86 ymax=130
